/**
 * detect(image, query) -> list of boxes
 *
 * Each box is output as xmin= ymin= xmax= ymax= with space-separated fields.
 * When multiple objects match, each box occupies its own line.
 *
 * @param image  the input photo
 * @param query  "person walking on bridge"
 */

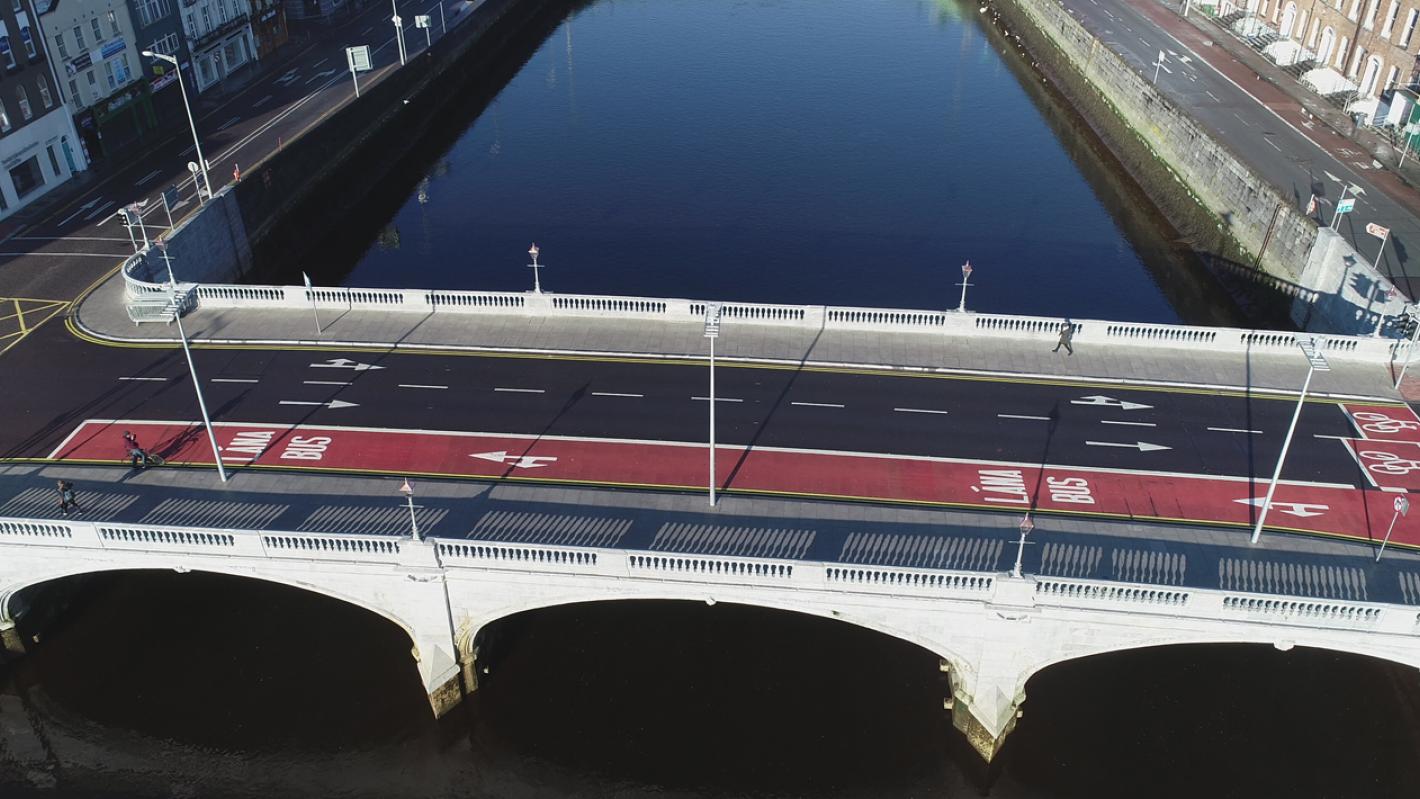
xmin=56 ymin=480 xmax=81 ymax=516
xmin=1053 ymin=320 xmax=1074 ymax=356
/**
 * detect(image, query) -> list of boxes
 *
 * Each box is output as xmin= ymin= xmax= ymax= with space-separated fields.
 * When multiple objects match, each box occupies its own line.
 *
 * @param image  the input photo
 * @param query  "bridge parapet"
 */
xmin=118 ymin=251 xmax=1408 ymax=363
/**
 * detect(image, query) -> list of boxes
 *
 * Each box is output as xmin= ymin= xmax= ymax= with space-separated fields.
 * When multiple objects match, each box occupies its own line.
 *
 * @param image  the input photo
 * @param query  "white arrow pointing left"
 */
xmin=470 ymin=451 xmax=558 ymax=469
xmin=1085 ymin=440 xmax=1171 ymax=452
xmin=1072 ymin=395 xmax=1153 ymax=411
xmin=1233 ymin=498 xmax=1330 ymax=518
xmin=310 ymin=358 xmax=384 ymax=371
xmin=280 ymin=399 xmax=359 ymax=409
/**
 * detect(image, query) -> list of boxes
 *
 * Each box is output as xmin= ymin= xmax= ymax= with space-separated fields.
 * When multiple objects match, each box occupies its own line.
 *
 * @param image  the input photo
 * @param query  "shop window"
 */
xmin=9 ymin=156 xmax=44 ymax=198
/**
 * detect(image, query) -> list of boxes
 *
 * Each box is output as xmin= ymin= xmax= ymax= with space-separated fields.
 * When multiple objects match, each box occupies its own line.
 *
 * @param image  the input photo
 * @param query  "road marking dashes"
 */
xmin=1209 ymin=427 xmax=1262 ymax=434
xmin=692 ymin=396 xmax=743 ymax=402
xmin=895 ymin=407 xmax=949 ymax=415
xmin=119 ymin=376 xmax=167 ymax=382
xmin=495 ymin=387 xmax=545 ymax=394
xmin=792 ymin=401 xmax=845 ymax=408
xmin=399 ymin=384 xmax=448 ymax=390
xmin=998 ymin=413 xmax=1049 ymax=421
xmin=592 ymin=391 xmax=644 ymax=398
xmin=304 ymin=380 xmax=351 ymax=386
xmin=212 ymin=378 xmax=258 ymax=384
xmin=1102 ymin=420 xmax=1156 ymax=427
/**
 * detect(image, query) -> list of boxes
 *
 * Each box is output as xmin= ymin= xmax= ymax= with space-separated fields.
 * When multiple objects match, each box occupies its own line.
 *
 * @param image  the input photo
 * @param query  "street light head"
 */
xmin=529 ymin=243 xmax=539 ymax=260
xmin=399 ymin=477 xmax=413 ymax=497
xmin=1019 ymin=514 xmax=1034 ymax=536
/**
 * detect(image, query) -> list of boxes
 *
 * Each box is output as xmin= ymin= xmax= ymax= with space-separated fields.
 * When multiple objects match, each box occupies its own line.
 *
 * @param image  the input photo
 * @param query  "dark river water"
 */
xmin=3 ymin=572 xmax=1420 ymax=797
xmin=304 ymin=0 xmax=1246 ymax=325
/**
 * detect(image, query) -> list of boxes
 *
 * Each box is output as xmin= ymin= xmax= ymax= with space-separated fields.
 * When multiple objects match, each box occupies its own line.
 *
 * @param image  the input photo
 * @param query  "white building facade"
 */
xmin=0 ymin=0 xmax=86 ymax=220
xmin=179 ymin=0 xmax=256 ymax=93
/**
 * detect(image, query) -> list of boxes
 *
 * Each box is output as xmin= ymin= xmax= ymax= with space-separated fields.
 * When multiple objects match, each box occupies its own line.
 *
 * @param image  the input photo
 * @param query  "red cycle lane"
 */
xmin=47 ymin=419 xmax=1420 ymax=549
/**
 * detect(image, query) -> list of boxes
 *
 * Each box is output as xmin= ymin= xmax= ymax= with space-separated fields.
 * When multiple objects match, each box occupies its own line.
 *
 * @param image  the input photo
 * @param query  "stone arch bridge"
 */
xmin=3 ymin=517 xmax=1419 ymax=761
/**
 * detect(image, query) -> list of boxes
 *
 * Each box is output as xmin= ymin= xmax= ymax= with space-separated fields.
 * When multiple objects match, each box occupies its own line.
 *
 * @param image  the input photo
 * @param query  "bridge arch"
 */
xmin=0 ymin=565 xmax=422 ymax=652
xmin=457 ymin=590 xmax=974 ymax=684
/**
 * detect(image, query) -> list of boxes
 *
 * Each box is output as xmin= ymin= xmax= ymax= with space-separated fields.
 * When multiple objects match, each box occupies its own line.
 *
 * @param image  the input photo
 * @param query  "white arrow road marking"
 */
xmin=85 ymin=200 xmax=116 ymax=222
xmin=1085 ymin=440 xmax=1172 ymax=452
xmin=310 ymin=358 xmax=384 ymax=371
xmin=470 ymin=451 xmax=558 ymax=469
xmin=57 ymin=198 xmax=103 ymax=227
xmin=1233 ymin=497 xmax=1331 ymax=518
xmin=279 ymin=399 xmax=359 ymax=409
xmin=1073 ymin=395 xmax=1153 ymax=411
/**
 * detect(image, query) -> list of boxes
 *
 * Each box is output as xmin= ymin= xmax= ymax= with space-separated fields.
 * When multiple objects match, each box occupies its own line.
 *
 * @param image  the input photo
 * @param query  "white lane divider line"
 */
xmin=1314 ymin=434 xmax=1351 ymax=441
xmin=495 ymin=387 xmax=545 ymax=394
xmin=212 ymin=378 xmax=259 ymax=384
xmin=592 ymin=391 xmax=644 ymax=398
xmin=1265 ymin=138 xmax=1283 ymax=152
xmin=1205 ymin=90 xmax=1220 ymax=102
xmin=304 ymin=380 xmax=352 ymax=386
xmin=998 ymin=414 xmax=1049 ymax=421
xmin=84 ymin=200 xmax=116 ymax=222
xmin=215 ymin=116 xmax=241 ymax=132
xmin=135 ymin=169 xmax=161 ymax=186
xmin=1101 ymin=420 xmax=1157 ymax=427
xmin=399 ymin=384 xmax=448 ymax=390
xmin=895 ymin=407 xmax=949 ymax=415
xmin=792 ymin=401 xmax=845 ymax=408
xmin=118 ymin=376 xmax=167 ymax=382
xmin=1209 ymin=427 xmax=1262 ymax=434
xmin=693 ymin=396 xmax=743 ymax=403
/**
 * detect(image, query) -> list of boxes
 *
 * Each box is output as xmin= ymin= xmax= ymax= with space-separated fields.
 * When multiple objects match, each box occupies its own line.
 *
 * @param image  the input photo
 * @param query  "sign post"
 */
xmin=1378 ymin=494 xmax=1410 ymax=560
xmin=1331 ymin=194 xmax=1355 ymax=229
xmin=416 ymin=14 xmax=431 ymax=48
xmin=346 ymin=45 xmax=372 ymax=97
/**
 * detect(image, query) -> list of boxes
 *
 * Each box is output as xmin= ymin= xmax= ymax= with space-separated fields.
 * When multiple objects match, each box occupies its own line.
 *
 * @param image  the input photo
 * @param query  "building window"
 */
xmin=137 ymin=0 xmax=173 ymax=28
xmin=218 ymin=0 xmax=229 ymax=21
xmin=1382 ymin=0 xmax=1400 ymax=35
xmin=108 ymin=11 xmax=120 ymax=38
xmin=201 ymin=7 xmax=212 ymax=33
xmin=53 ymin=33 xmax=66 ymax=59
xmin=1348 ymin=0 xmax=1361 ymax=20
xmin=17 ymin=17 xmax=35 ymax=59
xmin=1386 ymin=64 xmax=1400 ymax=90
xmin=85 ymin=69 xmax=95 ymax=86
xmin=17 ymin=86 xmax=30 ymax=119
xmin=46 ymin=144 xmax=59 ymax=176
xmin=1402 ymin=9 xmax=1419 ymax=46
xmin=0 ymin=98 xmax=10 ymax=131
xmin=90 ymin=18 xmax=103 ymax=43
xmin=104 ymin=58 xmax=116 ymax=90
xmin=37 ymin=74 xmax=50 ymax=108
xmin=9 ymin=156 xmax=44 ymax=197
xmin=1364 ymin=0 xmax=1379 ymax=27
xmin=73 ymin=25 xmax=84 ymax=49
xmin=66 ymin=78 xmax=78 ymax=105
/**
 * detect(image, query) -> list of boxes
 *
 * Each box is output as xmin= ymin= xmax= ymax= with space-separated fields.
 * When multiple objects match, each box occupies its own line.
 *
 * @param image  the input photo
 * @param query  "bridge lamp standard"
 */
xmin=705 ymin=303 xmax=722 ymax=507
xmin=155 ymin=239 xmax=228 ymax=483
xmin=399 ymin=478 xmax=421 ymax=542
xmin=1251 ymin=336 xmax=1330 ymax=544
xmin=1012 ymin=513 xmax=1034 ymax=578
xmin=527 ymin=243 xmax=544 ymax=294
xmin=141 ymin=51 xmax=212 ymax=203
xmin=956 ymin=261 xmax=973 ymax=313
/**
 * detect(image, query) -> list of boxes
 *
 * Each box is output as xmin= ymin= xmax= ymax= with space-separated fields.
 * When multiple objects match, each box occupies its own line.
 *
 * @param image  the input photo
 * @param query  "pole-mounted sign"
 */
xmin=346 ymin=45 xmax=373 ymax=97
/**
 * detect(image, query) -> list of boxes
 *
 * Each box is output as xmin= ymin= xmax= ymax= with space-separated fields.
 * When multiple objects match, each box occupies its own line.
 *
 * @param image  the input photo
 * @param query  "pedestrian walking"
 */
xmin=56 ymin=480 xmax=81 ymax=516
xmin=1053 ymin=321 xmax=1074 ymax=356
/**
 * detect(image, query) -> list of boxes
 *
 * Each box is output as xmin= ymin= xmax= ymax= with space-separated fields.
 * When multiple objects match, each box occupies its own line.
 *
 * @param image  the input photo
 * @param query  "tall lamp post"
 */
xmin=142 ymin=51 xmax=212 ymax=202
xmin=528 ymin=243 xmax=544 ymax=293
xmin=957 ymin=261 xmax=973 ymax=312
xmin=399 ymin=478 xmax=421 ymax=542
xmin=705 ymin=303 xmax=722 ymax=506
xmin=1012 ymin=514 xmax=1034 ymax=578
xmin=1251 ymin=336 xmax=1330 ymax=544
xmin=391 ymin=0 xmax=408 ymax=66
xmin=156 ymin=240 xmax=228 ymax=482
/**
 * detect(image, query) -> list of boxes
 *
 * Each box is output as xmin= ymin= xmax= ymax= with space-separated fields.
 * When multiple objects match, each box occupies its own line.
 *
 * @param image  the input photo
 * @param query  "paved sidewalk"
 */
xmin=6 ymin=462 xmax=1415 ymax=596
xmin=80 ymin=273 xmax=1414 ymax=400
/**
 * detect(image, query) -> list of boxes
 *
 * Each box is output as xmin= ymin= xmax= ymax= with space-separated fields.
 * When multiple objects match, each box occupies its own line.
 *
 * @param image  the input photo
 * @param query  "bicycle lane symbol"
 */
xmin=1342 ymin=438 xmax=1420 ymax=490
xmin=1341 ymin=404 xmax=1420 ymax=443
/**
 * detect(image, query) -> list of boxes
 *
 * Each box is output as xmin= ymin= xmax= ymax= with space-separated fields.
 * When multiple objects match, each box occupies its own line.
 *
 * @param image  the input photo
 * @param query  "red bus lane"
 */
xmin=48 ymin=419 xmax=1420 ymax=549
